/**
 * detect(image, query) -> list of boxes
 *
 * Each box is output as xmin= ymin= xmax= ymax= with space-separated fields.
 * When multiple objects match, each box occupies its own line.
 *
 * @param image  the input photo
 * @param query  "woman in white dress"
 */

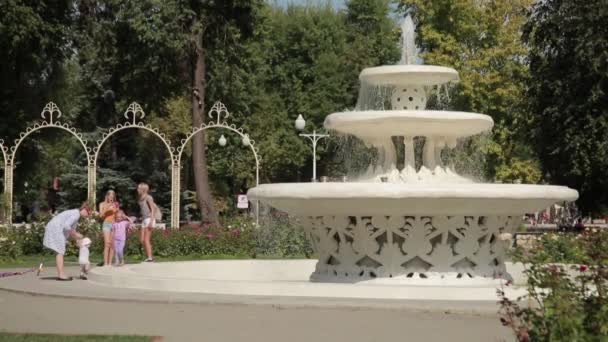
xmin=43 ymin=202 xmax=91 ymax=280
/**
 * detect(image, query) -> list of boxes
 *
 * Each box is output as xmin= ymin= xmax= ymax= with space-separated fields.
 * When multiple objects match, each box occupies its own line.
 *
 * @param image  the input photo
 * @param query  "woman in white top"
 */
xmin=43 ymin=202 xmax=91 ymax=280
xmin=137 ymin=183 xmax=158 ymax=262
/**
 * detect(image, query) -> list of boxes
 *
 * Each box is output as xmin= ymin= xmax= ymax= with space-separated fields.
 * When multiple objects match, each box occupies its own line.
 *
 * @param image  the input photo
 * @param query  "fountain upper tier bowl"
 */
xmin=324 ymin=110 xmax=493 ymax=138
xmin=359 ymin=65 xmax=459 ymax=86
xmin=248 ymin=183 xmax=578 ymax=216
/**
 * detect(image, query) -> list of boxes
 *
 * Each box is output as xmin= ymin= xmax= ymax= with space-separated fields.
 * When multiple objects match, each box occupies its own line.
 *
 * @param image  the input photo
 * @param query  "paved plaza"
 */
xmin=0 ymin=266 xmax=513 ymax=341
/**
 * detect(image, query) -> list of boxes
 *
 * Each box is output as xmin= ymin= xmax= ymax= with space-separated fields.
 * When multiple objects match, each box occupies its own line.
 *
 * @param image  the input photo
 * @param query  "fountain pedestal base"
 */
xmin=302 ymin=214 xmax=519 ymax=282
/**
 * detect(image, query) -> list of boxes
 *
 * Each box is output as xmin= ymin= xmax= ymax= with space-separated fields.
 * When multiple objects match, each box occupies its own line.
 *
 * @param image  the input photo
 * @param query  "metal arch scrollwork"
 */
xmin=92 ymin=101 xmax=177 ymax=228
xmin=0 ymin=139 xmax=8 ymax=167
xmin=208 ymin=101 xmax=230 ymax=125
xmin=9 ymin=102 xmax=91 ymax=165
xmin=124 ymin=102 xmax=146 ymax=125
xmin=5 ymin=102 xmax=92 ymax=225
xmin=92 ymin=102 xmax=175 ymax=166
xmin=40 ymin=102 xmax=62 ymax=124
xmin=177 ymin=101 xmax=261 ymax=226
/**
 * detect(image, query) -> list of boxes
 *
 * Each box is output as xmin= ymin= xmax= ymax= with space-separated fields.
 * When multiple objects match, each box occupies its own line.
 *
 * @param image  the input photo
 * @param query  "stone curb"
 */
xmin=0 ymin=283 xmax=502 ymax=317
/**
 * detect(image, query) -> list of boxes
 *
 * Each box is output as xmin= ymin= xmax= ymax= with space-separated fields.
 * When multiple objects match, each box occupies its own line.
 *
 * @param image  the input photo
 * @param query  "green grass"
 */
xmin=0 ymin=333 xmax=154 ymax=341
xmin=0 ymin=254 xmax=310 ymax=269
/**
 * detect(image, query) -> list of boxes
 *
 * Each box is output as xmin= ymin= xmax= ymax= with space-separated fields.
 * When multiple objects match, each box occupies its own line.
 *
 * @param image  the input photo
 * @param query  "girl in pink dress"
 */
xmin=112 ymin=210 xmax=133 ymax=266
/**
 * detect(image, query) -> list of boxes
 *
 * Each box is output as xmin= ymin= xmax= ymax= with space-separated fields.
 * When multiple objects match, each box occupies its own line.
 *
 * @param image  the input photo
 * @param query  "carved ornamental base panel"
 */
xmin=300 ymin=215 xmax=520 ymax=281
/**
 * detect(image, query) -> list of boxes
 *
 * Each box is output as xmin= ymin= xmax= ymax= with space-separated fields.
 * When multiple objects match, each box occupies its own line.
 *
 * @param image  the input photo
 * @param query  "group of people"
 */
xmin=42 ymin=183 xmax=160 ymax=281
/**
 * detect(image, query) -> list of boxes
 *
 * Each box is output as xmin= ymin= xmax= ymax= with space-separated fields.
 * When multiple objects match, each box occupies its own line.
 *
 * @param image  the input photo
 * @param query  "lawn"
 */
xmin=0 ymin=333 xmax=155 ymax=341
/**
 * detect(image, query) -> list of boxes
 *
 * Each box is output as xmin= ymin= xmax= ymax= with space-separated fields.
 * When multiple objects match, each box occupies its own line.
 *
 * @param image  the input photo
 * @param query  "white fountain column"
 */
xmin=434 ymin=137 xmax=447 ymax=178
xmin=402 ymin=136 xmax=416 ymax=181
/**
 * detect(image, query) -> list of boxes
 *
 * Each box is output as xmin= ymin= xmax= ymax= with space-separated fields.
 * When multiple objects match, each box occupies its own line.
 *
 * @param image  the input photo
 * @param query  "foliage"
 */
xmin=522 ymin=0 xmax=608 ymax=215
xmin=0 ymin=215 xmax=312 ymax=260
xmin=512 ymin=232 xmax=584 ymax=264
xmin=399 ymin=0 xmax=540 ymax=182
xmin=0 ymin=0 xmax=74 ymax=139
xmin=255 ymin=212 xmax=313 ymax=258
xmin=0 ymin=227 xmax=22 ymax=260
xmin=499 ymin=230 xmax=608 ymax=341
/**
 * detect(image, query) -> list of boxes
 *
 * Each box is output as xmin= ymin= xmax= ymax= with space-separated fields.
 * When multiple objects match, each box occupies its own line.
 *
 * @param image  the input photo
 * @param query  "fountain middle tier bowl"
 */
xmin=359 ymin=65 xmax=459 ymax=86
xmin=248 ymin=183 xmax=578 ymax=216
xmin=324 ymin=110 xmax=493 ymax=138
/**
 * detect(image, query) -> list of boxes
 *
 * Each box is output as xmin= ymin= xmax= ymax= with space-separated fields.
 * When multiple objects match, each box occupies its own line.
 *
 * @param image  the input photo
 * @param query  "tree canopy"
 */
xmin=1 ymin=0 xmax=606 ymax=221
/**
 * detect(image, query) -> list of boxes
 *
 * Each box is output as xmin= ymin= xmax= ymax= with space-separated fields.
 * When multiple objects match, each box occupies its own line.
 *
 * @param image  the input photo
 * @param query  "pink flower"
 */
xmin=205 ymin=233 xmax=216 ymax=239
xmin=579 ymin=265 xmax=588 ymax=272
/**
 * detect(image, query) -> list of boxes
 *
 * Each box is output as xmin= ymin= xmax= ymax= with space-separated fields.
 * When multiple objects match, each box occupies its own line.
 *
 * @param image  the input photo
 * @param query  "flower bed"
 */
xmin=499 ymin=229 xmax=608 ymax=341
xmin=0 ymin=215 xmax=313 ymax=261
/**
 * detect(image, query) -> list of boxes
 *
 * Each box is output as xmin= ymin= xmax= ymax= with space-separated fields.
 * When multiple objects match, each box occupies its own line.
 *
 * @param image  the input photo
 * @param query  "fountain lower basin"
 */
xmin=249 ymin=183 xmax=577 ymax=281
xmin=248 ymin=183 xmax=577 ymax=216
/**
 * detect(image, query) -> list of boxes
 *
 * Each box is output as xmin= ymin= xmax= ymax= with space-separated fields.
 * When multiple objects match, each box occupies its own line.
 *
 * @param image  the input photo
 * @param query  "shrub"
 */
xmin=255 ymin=214 xmax=313 ymax=258
xmin=513 ymin=232 xmax=585 ymax=264
xmin=0 ymin=228 xmax=22 ymax=260
xmin=499 ymin=229 xmax=608 ymax=341
xmin=0 ymin=214 xmax=313 ymax=260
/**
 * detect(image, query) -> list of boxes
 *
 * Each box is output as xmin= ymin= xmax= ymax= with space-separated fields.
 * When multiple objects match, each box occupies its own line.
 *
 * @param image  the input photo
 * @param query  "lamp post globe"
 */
xmin=242 ymin=134 xmax=251 ymax=147
xmin=295 ymin=114 xmax=306 ymax=131
xmin=219 ymin=134 xmax=227 ymax=147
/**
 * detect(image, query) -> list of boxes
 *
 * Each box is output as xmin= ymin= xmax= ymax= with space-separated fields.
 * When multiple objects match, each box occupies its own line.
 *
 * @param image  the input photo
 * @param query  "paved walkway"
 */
xmin=0 ymin=267 xmax=514 ymax=341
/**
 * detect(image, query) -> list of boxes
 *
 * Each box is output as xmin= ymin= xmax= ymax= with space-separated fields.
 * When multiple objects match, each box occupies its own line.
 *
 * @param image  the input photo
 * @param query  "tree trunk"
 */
xmin=191 ymin=30 xmax=219 ymax=225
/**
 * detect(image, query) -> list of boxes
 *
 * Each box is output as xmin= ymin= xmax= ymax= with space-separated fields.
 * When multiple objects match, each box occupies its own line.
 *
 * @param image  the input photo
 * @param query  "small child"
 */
xmin=78 ymin=237 xmax=92 ymax=280
xmin=112 ymin=210 xmax=133 ymax=266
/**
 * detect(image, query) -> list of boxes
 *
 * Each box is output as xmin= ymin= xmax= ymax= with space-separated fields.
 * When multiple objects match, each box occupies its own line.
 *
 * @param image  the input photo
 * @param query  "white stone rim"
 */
xmin=248 ymin=183 xmax=578 ymax=201
xmin=324 ymin=110 xmax=494 ymax=138
xmin=359 ymin=65 xmax=460 ymax=86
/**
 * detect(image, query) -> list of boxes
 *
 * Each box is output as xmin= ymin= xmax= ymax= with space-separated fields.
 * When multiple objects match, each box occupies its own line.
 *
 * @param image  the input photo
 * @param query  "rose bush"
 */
xmin=499 ymin=229 xmax=608 ymax=341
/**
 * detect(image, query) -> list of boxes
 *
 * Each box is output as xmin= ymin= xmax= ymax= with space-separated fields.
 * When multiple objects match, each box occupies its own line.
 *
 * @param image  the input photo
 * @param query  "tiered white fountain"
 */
xmin=249 ymin=16 xmax=578 ymax=283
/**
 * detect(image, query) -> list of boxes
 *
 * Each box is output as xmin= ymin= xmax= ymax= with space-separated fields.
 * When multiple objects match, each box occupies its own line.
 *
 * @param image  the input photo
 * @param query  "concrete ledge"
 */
xmin=0 ymin=263 xmax=523 ymax=315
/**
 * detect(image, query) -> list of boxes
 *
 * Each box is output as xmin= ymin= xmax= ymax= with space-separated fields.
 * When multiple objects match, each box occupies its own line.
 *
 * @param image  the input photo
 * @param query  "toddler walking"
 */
xmin=78 ymin=237 xmax=92 ymax=280
xmin=112 ymin=210 xmax=133 ymax=266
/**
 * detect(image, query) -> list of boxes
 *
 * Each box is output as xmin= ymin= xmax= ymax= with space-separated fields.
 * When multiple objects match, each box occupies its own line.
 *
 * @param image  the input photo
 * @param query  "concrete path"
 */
xmin=0 ymin=267 xmax=514 ymax=341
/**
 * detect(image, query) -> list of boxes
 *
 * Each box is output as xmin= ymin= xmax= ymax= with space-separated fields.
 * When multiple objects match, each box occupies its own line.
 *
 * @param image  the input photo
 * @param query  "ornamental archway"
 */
xmin=176 ymin=102 xmax=261 ymax=227
xmin=5 ymin=103 xmax=92 ymax=224
xmin=92 ymin=102 xmax=176 ymax=226
xmin=1 ymin=139 xmax=8 ymax=222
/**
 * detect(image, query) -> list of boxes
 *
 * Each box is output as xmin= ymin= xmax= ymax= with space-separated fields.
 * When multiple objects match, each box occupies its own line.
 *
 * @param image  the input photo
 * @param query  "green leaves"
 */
xmin=523 ymin=0 xmax=608 ymax=214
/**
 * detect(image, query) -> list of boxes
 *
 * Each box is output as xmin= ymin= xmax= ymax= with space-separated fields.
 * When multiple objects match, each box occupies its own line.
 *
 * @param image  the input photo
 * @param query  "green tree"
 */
xmin=399 ymin=0 xmax=538 ymax=182
xmin=523 ymin=0 xmax=608 ymax=215
xmin=0 ymin=0 xmax=74 ymax=138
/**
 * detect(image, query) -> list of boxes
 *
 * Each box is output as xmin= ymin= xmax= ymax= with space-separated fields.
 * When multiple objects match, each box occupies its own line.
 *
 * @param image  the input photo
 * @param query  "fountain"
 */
xmin=86 ymin=16 xmax=577 ymax=301
xmin=248 ymin=15 xmax=578 ymax=282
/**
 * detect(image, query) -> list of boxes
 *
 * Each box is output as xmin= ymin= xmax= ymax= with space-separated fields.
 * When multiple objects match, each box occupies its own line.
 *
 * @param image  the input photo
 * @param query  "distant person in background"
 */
xmin=574 ymin=218 xmax=585 ymax=233
xmin=99 ymin=190 xmax=119 ymax=266
xmin=137 ymin=183 xmax=158 ymax=262
xmin=47 ymin=178 xmax=59 ymax=215
xmin=43 ymin=203 xmax=91 ymax=280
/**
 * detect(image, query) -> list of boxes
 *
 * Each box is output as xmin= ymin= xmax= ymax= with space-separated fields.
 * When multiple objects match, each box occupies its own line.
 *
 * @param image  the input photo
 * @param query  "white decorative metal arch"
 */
xmin=92 ymin=102 xmax=177 ymax=225
xmin=4 ymin=102 xmax=92 ymax=224
xmin=0 ymin=139 xmax=7 ymax=167
xmin=2 ymin=101 xmax=261 ymax=228
xmin=0 ymin=139 xmax=8 ymax=220
xmin=176 ymin=101 xmax=261 ymax=226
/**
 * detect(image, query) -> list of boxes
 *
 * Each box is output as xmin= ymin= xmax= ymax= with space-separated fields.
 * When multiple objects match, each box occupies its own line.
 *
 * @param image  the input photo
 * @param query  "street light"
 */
xmin=295 ymin=114 xmax=329 ymax=182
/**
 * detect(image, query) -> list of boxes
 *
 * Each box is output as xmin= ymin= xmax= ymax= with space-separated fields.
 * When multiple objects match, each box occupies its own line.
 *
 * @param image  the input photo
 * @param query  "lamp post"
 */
xmin=295 ymin=114 xmax=329 ymax=182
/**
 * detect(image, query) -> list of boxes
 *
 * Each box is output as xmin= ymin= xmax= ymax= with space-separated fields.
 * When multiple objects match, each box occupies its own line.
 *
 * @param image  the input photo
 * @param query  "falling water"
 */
xmin=399 ymin=14 xmax=418 ymax=65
